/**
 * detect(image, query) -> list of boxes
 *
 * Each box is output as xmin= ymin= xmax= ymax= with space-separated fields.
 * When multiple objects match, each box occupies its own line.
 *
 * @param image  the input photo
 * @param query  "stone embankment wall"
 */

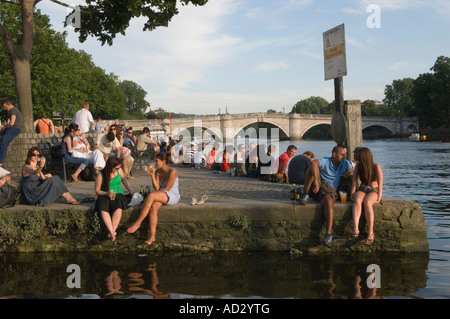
xmin=4 ymin=132 xmax=152 ymax=179
xmin=0 ymin=197 xmax=429 ymax=254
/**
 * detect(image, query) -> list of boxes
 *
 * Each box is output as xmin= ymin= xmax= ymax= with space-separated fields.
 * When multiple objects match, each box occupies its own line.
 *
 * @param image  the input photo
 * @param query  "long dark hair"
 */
xmin=357 ymin=147 xmax=375 ymax=185
xmin=102 ymin=157 xmax=122 ymax=190
xmin=64 ymin=122 xmax=79 ymax=137
xmin=25 ymin=146 xmax=41 ymax=165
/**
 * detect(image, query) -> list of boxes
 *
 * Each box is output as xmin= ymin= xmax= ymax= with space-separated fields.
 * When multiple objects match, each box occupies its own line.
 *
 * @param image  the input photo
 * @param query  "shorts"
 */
xmin=162 ymin=189 xmax=180 ymax=205
xmin=358 ymin=186 xmax=378 ymax=194
xmin=308 ymin=181 xmax=338 ymax=202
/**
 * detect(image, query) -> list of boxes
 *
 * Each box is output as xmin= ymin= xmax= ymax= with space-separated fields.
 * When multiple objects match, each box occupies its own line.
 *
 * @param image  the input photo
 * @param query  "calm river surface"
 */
xmin=0 ymin=139 xmax=449 ymax=299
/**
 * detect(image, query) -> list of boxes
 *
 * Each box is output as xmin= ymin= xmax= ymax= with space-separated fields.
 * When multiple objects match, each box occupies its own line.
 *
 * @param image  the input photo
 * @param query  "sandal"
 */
xmin=365 ymin=233 xmax=375 ymax=245
xmin=197 ymin=195 xmax=209 ymax=205
xmin=67 ymin=200 xmax=81 ymax=205
xmin=191 ymin=196 xmax=198 ymax=206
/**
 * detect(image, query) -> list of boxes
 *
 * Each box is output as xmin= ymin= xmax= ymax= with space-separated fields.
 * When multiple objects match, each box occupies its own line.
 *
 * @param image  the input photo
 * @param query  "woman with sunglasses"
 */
xmin=95 ymin=156 xmax=133 ymax=241
xmin=21 ymin=146 xmax=80 ymax=206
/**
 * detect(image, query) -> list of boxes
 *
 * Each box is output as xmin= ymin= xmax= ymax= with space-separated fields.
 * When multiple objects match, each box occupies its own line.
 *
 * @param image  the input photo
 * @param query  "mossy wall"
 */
xmin=0 ymin=197 xmax=429 ymax=254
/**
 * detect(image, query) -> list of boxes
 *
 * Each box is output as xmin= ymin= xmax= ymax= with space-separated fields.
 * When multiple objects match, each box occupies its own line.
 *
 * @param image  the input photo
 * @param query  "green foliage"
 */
xmin=383 ymin=78 xmax=415 ymax=116
xmin=74 ymin=0 xmax=209 ymax=45
xmin=291 ymin=96 xmax=332 ymax=114
xmin=228 ymin=215 xmax=252 ymax=231
xmin=0 ymin=6 xmax=148 ymax=121
xmin=0 ymin=208 xmax=102 ymax=251
xmin=413 ymin=56 xmax=450 ymax=128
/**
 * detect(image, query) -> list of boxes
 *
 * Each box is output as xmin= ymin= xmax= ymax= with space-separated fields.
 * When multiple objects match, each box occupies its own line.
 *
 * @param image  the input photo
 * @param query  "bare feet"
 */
xmin=66 ymin=200 xmax=81 ymax=205
xmin=144 ymin=237 xmax=155 ymax=245
xmin=107 ymin=232 xmax=117 ymax=241
xmin=71 ymin=174 xmax=81 ymax=182
xmin=127 ymin=223 xmax=141 ymax=234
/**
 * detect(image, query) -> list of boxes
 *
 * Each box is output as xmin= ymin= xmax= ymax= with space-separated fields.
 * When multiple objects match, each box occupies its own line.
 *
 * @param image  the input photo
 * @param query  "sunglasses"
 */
xmin=32 ymin=153 xmax=41 ymax=157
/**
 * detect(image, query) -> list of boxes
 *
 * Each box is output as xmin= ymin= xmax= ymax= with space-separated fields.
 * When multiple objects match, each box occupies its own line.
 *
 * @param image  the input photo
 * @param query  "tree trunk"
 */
xmin=12 ymin=57 xmax=33 ymax=132
xmin=0 ymin=0 xmax=37 ymax=133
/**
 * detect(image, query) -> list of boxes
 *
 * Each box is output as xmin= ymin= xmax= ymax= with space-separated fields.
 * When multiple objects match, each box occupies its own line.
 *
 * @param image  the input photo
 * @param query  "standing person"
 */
xmin=72 ymin=102 xmax=95 ymax=134
xmin=350 ymin=147 xmax=383 ymax=245
xmin=276 ymin=145 xmax=297 ymax=181
xmin=34 ymin=114 xmax=54 ymax=134
xmin=95 ymin=157 xmax=133 ymax=242
xmin=288 ymin=151 xmax=315 ymax=185
xmin=127 ymin=152 xmax=180 ymax=245
xmin=299 ymin=144 xmax=352 ymax=247
xmin=0 ymin=100 xmax=22 ymax=167
xmin=95 ymin=117 xmax=103 ymax=133
xmin=22 ymin=146 xmax=80 ymax=206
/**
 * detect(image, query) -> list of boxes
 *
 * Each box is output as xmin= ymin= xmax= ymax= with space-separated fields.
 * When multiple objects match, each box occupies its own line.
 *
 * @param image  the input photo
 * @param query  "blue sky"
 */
xmin=36 ymin=0 xmax=450 ymax=115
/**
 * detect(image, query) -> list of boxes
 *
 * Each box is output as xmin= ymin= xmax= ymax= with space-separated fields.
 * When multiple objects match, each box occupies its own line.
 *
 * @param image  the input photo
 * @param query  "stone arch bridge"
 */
xmin=112 ymin=113 xmax=419 ymax=141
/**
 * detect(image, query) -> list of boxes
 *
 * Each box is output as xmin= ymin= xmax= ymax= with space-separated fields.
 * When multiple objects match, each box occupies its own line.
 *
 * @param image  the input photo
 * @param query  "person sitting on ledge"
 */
xmin=127 ymin=152 xmax=180 ymax=245
xmin=95 ymin=156 xmax=133 ymax=241
xmin=21 ymin=146 xmax=80 ymax=206
xmin=350 ymin=147 xmax=383 ymax=245
xmin=299 ymin=144 xmax=352 ymax=248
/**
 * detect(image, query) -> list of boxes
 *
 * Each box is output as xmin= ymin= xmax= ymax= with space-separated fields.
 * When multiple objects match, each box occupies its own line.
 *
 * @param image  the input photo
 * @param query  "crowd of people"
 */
xmin=0 ymin=100 xmax=384 ymax=249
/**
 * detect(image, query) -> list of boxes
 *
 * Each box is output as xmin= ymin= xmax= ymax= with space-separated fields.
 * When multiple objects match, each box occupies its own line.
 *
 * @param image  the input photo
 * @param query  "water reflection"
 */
xmin=0 ymin=251 xmax=429 ymax=299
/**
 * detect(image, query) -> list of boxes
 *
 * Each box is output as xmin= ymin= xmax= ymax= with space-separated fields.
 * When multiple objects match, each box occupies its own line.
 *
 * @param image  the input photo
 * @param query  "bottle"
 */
xmin=146 ymin=184 xmax=151 ymax=196
xmin=140 ymin=185 xmax=144 ymax=196
xmin=296 ymin=185 xmax=301 ymax=201
xmin=290 ymin=184 xmax=296 ymax=200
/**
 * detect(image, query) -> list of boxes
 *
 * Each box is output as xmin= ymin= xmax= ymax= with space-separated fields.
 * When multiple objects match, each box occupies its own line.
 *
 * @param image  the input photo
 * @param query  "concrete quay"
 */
xmin=1 ymin=166 xmax=429 ymax=254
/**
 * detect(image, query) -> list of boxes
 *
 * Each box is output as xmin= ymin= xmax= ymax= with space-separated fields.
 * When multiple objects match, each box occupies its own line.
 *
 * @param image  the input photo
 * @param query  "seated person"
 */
xmin=61 ymin=123 xmax=92 ymax=182
xmin=22 ymin=146 xmax=80 ymax=206
xmin=287 ymin=151 xmax=314 ymax=185
xmin=276 ymin=145 xmax=297 ymax=181
xmin=137 ymin=127 xmax=159 ymax=156
xmin=96 ymin=130 xmax=121 ymax=161
xmin=0 ymin=166 xmax=13 ymax=187
xmin=299 ymin=144 xmax=352 ymax=247
xmin=95 ymin=157 xmax=133 ymax=241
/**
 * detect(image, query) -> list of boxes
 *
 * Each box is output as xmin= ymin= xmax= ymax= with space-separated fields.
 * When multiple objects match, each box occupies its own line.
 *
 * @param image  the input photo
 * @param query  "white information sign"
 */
xmin=323 ymin=24 xmax=347 ymax=81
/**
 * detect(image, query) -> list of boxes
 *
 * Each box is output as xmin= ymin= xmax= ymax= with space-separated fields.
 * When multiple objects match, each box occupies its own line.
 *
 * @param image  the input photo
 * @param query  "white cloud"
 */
xmin=388 ymin=61 xmax=410 ymax=71
xmin=252 ymin=61 xmax=290 ymax=73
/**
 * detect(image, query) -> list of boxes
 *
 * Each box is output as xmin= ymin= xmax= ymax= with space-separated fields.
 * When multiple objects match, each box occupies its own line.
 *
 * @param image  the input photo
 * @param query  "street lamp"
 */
xmin=68 ymin=100 xmax=73 ymax=118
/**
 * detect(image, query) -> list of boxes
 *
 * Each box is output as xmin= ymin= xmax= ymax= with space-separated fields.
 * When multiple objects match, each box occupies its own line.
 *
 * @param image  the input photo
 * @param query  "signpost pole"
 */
xmin=334 ymin=77 xmax=344 ymax=113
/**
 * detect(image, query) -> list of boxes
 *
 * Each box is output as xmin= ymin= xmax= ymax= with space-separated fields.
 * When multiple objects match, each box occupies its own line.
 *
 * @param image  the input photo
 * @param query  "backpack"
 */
xmin=0 ymin=183 xmax=17 ymax=208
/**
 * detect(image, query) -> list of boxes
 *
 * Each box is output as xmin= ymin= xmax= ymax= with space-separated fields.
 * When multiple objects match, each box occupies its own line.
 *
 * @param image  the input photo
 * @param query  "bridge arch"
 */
xmin=362 ymin=124 xmax=395 ymax=139
xmin=232 ymin=118 xmax=290 ymax=141
xmin=299 ymin=120 xmax=332 ymax=139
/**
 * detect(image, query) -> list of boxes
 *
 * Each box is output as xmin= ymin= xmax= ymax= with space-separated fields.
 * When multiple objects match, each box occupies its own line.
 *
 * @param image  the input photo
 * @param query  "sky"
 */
xmin=36 ymin=0 xmax=450 ymax=115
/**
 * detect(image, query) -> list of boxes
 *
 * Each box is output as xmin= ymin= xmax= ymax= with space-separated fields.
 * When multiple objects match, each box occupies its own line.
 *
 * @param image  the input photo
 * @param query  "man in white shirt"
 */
xmin=72 ymin=102 xmax=95 ymax=134
xmin=95 ymin=131 xmax=121 ymax=161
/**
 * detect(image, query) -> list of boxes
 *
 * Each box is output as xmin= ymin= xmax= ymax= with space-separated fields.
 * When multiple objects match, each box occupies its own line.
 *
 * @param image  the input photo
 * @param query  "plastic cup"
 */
xmin=110 ymin=190 xmax=116 ymax=200
xmin=339 ymin=191 xmax=347 ymax=203
xmin=147 ymin=164 xmax=155 ymax=174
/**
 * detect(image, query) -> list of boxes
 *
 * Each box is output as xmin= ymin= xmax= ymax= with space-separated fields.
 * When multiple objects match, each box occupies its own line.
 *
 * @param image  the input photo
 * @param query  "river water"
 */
xmin=0 ymin=139 xmax=449 ymax=299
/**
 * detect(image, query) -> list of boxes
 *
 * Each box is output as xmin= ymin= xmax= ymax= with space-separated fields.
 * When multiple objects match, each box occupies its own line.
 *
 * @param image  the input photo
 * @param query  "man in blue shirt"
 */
xmin=299 ymin=144 xmax=352 ymax=247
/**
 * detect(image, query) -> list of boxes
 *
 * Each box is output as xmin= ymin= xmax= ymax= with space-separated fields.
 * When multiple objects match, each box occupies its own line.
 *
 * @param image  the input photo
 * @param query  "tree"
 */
xmin=1 ymin=8 xmax=129 ymax=122
xmin=413 ymin=56 xmax=450 ymax=128
xmin=0 ymin=0 xmax=209 ymax=132
xmin=119 ymin=80 xmax=150 ymax=118
xmin=383 ymin=78 xmax=415 ymax=117
xmin=291 ymin=96 xmax=331 ymax=114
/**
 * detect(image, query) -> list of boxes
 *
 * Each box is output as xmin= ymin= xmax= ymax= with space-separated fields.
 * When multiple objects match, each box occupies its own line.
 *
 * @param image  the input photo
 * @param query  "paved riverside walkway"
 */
xmin=9 ymin=166 xmax=294 ymax=212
